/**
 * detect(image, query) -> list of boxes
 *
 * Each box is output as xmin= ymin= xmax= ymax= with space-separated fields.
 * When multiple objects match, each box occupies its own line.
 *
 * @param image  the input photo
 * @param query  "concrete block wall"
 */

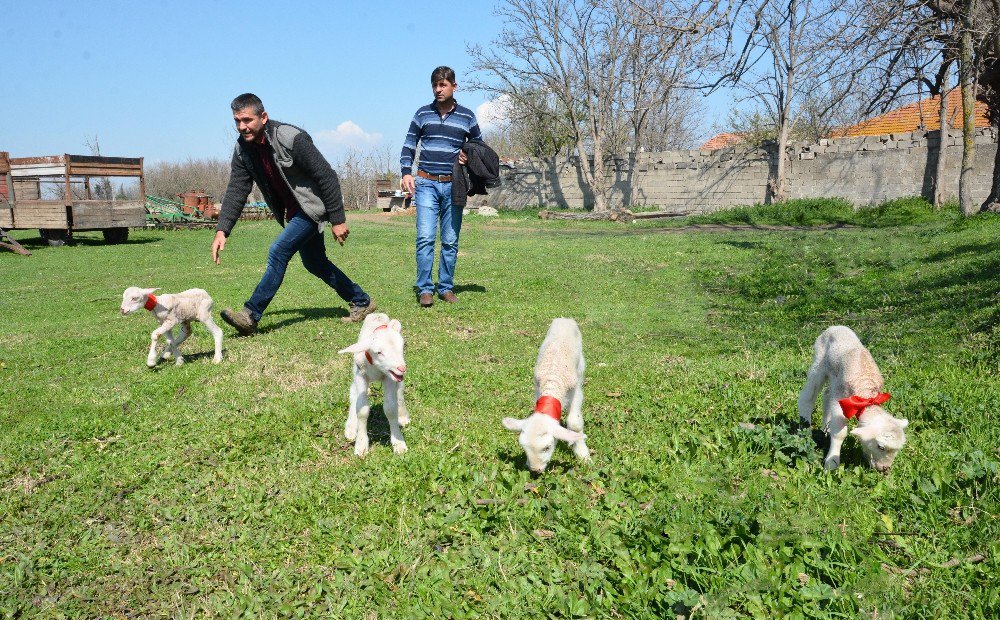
xmin=488 ymin=128 xmax=998 ymax=211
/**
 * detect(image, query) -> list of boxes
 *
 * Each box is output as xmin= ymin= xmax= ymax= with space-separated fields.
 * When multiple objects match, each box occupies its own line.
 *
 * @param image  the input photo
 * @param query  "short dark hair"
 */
xmin=430 ymin=66 xmax=456 ymax=84
xmin=231 ymin=93 xmax=264 ymax=115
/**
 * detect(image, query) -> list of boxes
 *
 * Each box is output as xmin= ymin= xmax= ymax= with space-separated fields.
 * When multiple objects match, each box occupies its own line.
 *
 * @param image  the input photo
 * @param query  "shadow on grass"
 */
xmin=409 ymin=282 xmax=487 ymax=302
xmin=260 ymin=306 xmax=349 ymax=333
xmin=15 ymin=234 xmax=162 ymax=248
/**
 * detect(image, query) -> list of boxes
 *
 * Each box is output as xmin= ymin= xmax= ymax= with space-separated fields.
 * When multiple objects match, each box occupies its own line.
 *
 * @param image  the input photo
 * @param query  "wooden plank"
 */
xmin=11 ymin=163 xmax=67 ymax=177
xmin=12 ymin=180 xmax=41 ymax=200
xmin=8 ymin=155 xmax=68 ymax=166
xmin=12 ymin=203 xmax=67 ymax=228
xmin=0 ymin=208 xmax=13 ymax=228
xmin=71 ymin=201 xmax=146 ymax=229
xmin=67 ymin=164 xmax=143 ymax=177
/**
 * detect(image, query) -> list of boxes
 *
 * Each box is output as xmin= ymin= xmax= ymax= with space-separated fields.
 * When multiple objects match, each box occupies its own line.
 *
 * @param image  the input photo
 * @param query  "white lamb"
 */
xmin=798 ymin=325 xmax=908 ymax=472
xmin=120 ymin=287 xmax=224 ymax=367
xmin=502 ymin=318 xmax=590 ymax=473
xmin=338 ymin=313 xmax=410 ymax=457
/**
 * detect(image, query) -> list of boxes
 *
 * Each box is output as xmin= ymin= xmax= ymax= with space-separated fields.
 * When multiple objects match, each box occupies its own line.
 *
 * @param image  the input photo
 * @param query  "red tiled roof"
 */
xmin=700 ymin=132 xmax=746 ymax=150
xmin=835 ymin=90 xmax=991 ymax=137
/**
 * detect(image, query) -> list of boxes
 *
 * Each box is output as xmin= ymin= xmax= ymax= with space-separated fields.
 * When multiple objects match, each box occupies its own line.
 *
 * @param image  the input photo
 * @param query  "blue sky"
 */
xmin=2 ymin=0 xmax=729 ymax=166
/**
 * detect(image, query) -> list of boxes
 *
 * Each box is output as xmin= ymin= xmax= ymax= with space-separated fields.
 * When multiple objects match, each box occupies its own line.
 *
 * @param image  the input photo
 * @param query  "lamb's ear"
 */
xmin=552 ymin=425 xmax=585 ymax=443
xmin=388 ymin=319 xmax=402 ymax=333
xmin=502 ymin=417 xmax=526 ymax=432
xmin=850 ymin=426 xmax=878 ymax=440
xmin=896 ymin=418 xmax=909 ymax=429
xmin=338 ymin=341 xmax=368 ymax=355
xmin=141 ymin=287 xmax=160 ymax=296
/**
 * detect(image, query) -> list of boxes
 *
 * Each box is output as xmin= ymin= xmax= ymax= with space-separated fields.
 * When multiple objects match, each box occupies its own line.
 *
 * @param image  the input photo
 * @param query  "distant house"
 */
xmin=699 ymin=132 xmax=746 ymax=150
xmin=833 ymin=90 xmax=990 ymax=137
xmin=700 ymin=90 xmax=992 ymax=150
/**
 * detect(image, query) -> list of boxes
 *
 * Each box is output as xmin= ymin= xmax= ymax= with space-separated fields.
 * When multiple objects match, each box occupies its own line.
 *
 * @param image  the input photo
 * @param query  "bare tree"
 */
xmin=853 ymin=0 xmax=999 ymax=213
xmin=469 ymin=0 xmax=722 ymax=212
xmin=716 ymin=0 xmax=863 ymax=202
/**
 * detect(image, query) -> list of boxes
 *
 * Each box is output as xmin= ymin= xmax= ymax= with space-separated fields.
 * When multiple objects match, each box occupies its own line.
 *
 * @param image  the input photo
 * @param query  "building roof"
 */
xmin=699 ymin=132 xmax=746 ymax=150
xmin=835 ymin=89 xmax=991 ymax=137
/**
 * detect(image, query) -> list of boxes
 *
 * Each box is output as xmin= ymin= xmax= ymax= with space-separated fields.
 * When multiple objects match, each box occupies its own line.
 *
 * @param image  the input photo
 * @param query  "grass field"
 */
xmin=2 ymin=200 xmax=998 ymax=618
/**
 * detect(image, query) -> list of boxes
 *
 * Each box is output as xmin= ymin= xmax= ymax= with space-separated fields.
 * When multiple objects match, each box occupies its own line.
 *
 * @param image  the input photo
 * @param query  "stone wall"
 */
xmin=487 ymin=127 xmax=998 ymax=212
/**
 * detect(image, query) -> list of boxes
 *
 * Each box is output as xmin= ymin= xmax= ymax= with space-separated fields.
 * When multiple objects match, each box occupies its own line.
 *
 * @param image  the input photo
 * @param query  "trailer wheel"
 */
xmin=39 ymin=228 xmax=70 ymax=247
xmin=102 ymin=227 xmax=129 ymax=244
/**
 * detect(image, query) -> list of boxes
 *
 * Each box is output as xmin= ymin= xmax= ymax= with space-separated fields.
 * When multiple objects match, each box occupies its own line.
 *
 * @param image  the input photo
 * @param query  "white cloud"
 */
xmin=315 ymin=120 xmax=384 ymax=158
xmin=475 ymin=95 xmax=511 ymax=132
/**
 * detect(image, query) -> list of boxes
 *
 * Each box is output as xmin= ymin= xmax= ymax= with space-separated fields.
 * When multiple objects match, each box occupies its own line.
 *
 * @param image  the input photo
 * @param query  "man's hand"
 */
xmin=212 ymin=230 xmax=227 ymax=265
xmin=458 ymin=150 xmax=468 ymax=165
xmin=331 ymin=222 xmax=350 ymax=246
xmin=401 ymin=174 xmax=415 ymax=195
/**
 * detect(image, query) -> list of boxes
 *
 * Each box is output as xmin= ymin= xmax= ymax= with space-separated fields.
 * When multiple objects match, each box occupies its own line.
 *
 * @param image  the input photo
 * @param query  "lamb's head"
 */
xmin=502 ymin=414 xmax=584 ymax=474
xmin=338 ymin=318 xmax=407 ymax=382
xmin=120 ymin=287 xmax=159 ymax=315
xmin=851 ymin=408 xmax=909 ymax=472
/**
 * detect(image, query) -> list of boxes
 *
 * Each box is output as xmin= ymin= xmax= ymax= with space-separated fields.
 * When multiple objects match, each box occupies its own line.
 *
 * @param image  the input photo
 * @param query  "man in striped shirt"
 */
xmin=400 ymin=66 xmax=483 ymax=307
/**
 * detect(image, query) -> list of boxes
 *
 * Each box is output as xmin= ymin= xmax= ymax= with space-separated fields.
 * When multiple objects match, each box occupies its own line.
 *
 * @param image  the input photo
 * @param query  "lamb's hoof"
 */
xmin=162 ymin=351 xmax=173 ymax=360
xmin=398 ymin=414 xmax=410 ymax=427
xmin=392 ymin=442 xmax=408 ymax=455
xmin=824 ymin=456 xmax=841 ymax=470
xmin=212 ymin=356 xmax=223 ymax=364
xmin=344 ymin=424 xmax=358 ymax=441
xmin=146 ymin=359 xmax=157 ymax=368
xmin=174 ymin=357 xmax=185 ymax=366
xmin=354 ymin=443 xmax=369 ymax=457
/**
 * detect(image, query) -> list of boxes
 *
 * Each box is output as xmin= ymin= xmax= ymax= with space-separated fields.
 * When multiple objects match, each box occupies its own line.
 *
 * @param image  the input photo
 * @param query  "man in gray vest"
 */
xmin=212 ymin=93 xmax=375 ymax=335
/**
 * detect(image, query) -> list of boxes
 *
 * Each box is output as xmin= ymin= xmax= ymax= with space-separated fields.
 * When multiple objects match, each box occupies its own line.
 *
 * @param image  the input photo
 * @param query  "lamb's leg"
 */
xmin=161 ymin=327 xmax=176 ymax=361
xmin=567 ymin=383 xmax=590 ymax=462
xmin=201 ymin=316 xmax=224 ymax=363
xmin=395 ymin=379 xmax=410 ymax=427
xmin=383 ymin=378 xmax=407 ymax=454
xmin=344 ymin=370 xmax=364 ymax=440
xmin=798 ymin=359 xmax=826 ymax=428
xmin=822 ymin=391 xmax=848 ymax=470
xmin=171 ymin=323 xmax=191 ymax=366
xmin=347 ymin=372 xmax=371 ymax=456
xmin=147 ymin=322 xmax=174 ymax=367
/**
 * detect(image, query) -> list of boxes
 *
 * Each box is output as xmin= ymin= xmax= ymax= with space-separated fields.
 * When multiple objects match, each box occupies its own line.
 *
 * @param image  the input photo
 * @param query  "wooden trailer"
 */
xmin=4 ymin=153 xmax=147 ymax=246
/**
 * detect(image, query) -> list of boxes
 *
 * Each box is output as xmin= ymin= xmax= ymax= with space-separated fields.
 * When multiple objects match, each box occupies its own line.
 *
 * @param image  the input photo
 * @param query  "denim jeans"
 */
xmin=414 ymin=176 xmax=464 ymax=296
xmin=245 ymin=210 xmax=369 ymax=321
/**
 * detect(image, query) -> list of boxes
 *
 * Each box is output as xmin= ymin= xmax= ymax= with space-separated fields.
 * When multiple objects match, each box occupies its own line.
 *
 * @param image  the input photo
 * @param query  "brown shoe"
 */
xmin=221 ymin=307 xmax=258 ymax=336
xmin=341 ymin=298 xmax=377 ymax=323
xmin=419 ymin=293 xmax=434 ymax=307
xmin=440 ymin=291 xmax=458 ymax=303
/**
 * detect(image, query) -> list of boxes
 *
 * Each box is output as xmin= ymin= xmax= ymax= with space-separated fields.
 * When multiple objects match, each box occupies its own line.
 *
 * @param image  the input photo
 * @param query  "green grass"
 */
xmin=675 ymin=197 xmax=957 ymax=228
xmin=2 ymin=206 xmax=998 ymax=618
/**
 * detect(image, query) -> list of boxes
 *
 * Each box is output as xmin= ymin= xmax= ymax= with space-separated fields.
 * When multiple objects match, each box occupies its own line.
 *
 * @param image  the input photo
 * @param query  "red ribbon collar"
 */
xmin=364 ymin=324 xmax=389 ymax=365
xmin=144 ymin=294 xmax=158 ymax=311
xmin=534 ymin=395 xmax=562 ymax=422
xmin=839 ymin=392 xmax=891 ymax=420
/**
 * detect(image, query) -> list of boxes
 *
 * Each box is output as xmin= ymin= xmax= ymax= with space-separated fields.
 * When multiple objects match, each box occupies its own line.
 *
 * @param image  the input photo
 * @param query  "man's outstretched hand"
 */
xmin=212 ymin=230 xmax=227 ymax=265
xmin=331 ymin=222 xmax=350 ymax=246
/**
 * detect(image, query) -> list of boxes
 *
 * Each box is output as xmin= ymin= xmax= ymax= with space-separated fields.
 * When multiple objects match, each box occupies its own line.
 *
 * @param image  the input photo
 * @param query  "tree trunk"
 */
xmin=935 ymin=68 xmax=950 ymax=208
xmin=771 ymin=120 xmax=791 ymax=203
xmin=959 ymin=0 xmax=978 ymax=216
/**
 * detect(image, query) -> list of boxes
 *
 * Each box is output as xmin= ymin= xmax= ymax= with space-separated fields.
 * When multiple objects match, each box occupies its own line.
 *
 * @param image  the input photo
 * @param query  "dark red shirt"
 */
xmin=249 ymin=137 xmax=300 ymax=222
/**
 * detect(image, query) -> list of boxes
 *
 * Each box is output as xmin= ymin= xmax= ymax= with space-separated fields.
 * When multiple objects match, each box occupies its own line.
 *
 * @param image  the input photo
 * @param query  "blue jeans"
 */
xmin=414 ymin=176 xmax=464 ymax=296
xmin=245 ymin=210 xmax=369 ymax=321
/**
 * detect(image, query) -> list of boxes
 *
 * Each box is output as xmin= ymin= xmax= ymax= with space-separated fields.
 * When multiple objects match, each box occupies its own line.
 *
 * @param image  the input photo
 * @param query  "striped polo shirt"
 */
xmin=400 ymin=100 xmax=482 ymax=177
